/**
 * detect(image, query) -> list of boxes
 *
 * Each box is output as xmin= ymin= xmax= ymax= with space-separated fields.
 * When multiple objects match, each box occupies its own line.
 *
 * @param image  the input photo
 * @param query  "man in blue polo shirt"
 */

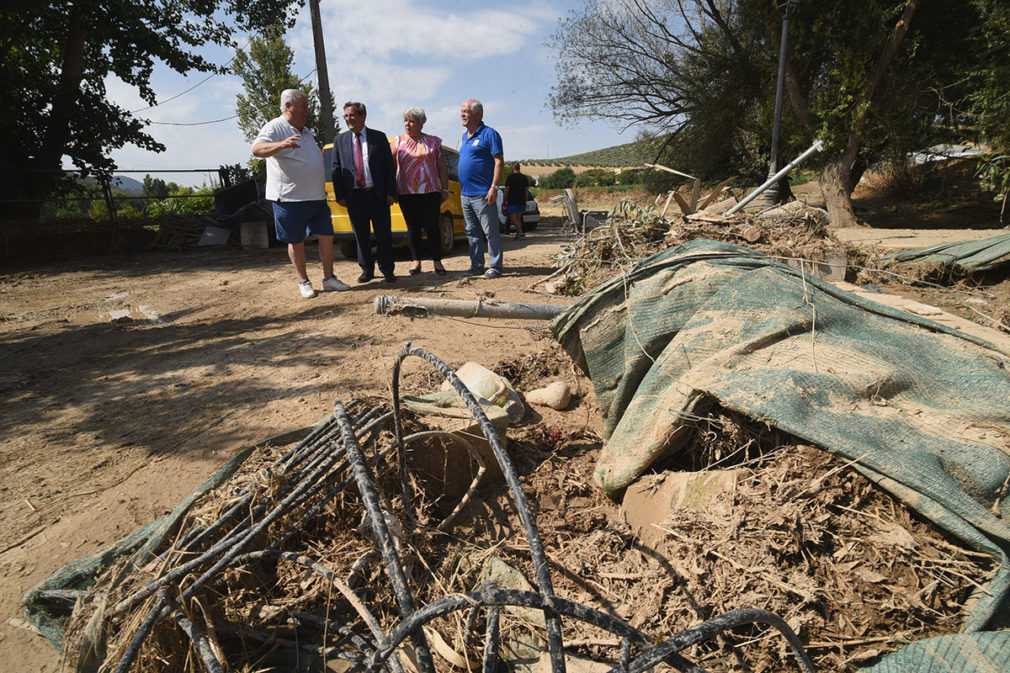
xmin=458 ymin=99 xmax=504 ymax=278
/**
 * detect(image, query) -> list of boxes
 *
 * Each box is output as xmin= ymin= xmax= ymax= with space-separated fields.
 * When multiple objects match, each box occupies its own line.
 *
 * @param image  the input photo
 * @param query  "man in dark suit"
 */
xmin=331 ymin=101 xmax=397 ymax=282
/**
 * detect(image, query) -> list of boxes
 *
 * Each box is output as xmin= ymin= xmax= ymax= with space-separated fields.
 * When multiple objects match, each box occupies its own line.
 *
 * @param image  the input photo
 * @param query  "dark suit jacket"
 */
xmin=330 ymin=127 xmax=396 ymax=203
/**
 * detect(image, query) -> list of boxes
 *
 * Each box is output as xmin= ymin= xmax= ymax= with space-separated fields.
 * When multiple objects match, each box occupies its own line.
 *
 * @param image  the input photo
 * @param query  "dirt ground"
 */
xmin=2 ymin=176 xmax=1009 ymax=671
xmin=0 ymin=222 xmax=582 ymax=671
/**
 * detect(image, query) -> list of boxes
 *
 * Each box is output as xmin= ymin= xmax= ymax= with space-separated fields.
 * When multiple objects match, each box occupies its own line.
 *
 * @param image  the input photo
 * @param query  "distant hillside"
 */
xmin=112 ymin=175 xmax=144 ymax=193
xmin=523 ymin=138 xmax=657 ymax=168
xmin=72 ymin=174 xmax=145 ymax=193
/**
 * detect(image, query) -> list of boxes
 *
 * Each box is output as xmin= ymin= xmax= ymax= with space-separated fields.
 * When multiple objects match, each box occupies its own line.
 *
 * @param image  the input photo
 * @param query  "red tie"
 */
xmin=354 ymin=133 xmax=365 ymax=188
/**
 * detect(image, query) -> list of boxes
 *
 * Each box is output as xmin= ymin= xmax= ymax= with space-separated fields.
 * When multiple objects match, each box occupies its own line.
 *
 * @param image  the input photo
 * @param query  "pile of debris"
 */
xmin=34 ymin=347 xmax=820 ymax=673
xmin=27 ymin=343 xmax=1003 ymax=673
xmin=544 ymin=200 xmax=848 ymax=296
xmin=523 ymin=427 xmax=995 ymax=671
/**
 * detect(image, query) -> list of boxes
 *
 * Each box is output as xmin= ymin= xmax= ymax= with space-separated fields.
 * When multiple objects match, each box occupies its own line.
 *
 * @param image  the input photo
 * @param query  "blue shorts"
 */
xmin=506 ymin=204 xmax=525 ymax=215
xmin=271 ymin=200 xmax=333 ymax=244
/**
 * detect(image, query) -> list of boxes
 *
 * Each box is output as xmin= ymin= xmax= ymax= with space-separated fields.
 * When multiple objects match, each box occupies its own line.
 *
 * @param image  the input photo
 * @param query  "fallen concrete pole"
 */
xmin=374 ymin=295 xmax=568 ymax=320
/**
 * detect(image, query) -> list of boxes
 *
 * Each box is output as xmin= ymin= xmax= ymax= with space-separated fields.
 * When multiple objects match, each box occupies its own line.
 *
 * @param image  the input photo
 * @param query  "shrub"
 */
xmin=616 ymin=169 xmax=643 ymax=185
xmin=147 ymin=186 xmax=214 ymax=216
xmin=642 ymin=169 xmax=680 ymax=194
xmin=539 ymin=167 xmax=577 ymax=189
xmin=579 ymin=168 xmax=616 ymax=187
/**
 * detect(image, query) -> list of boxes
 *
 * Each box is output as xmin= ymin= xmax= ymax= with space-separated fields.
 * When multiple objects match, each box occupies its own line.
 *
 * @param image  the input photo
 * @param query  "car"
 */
xmin=322 ymin=142 xmax=465 ymax=258
xmin=523 ymin=189 xmax=540 ymax=229
xmin=495 ymin=186 xmax=540 ymax=232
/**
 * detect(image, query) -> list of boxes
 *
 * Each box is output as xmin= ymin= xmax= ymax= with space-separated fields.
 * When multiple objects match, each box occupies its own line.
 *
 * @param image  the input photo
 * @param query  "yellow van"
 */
xmin=322 ymin=142 xmax=465 ymax=258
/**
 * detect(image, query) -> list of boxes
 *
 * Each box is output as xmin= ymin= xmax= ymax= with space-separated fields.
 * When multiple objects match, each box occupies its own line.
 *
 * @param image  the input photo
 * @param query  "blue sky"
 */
xmin=103 ymin=0 xmax=634 ymax=187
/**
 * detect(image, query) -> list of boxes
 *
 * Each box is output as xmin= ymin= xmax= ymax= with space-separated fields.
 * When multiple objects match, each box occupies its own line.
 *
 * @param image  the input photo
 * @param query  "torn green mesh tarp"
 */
xmin=861 ymin=631 xmax=1010 ymax=673
xmin=21 ymin=425 xmax=314 ymax=649
xmin=552 ymin=238 xmax=1010 ymax=630
xmin=883 ymin=231 xmax=1010 ymax=270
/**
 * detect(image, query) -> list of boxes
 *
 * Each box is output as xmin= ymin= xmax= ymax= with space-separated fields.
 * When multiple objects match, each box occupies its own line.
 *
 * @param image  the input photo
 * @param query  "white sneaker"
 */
xmin=321 ymin=276 xmax=349 ymax=292
xmin=299 ymin=280 xmax=317 ymax=298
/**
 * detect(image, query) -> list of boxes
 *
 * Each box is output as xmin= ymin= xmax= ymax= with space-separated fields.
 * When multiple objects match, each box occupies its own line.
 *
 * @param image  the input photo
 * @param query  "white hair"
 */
xmin=280 ymin=89 xmax=303 ymax=111
xmin=464 ymin=99 xmax=484 ymax=117
xmin=403 ymin=107 xmax=427 ymax=124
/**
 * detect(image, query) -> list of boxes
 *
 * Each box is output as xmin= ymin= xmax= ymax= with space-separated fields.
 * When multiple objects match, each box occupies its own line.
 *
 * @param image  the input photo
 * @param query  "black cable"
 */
xmin=334 ymin=401 xmax=436 ymax=673
xmin=390 ymin=343 xmax=568 ymax=673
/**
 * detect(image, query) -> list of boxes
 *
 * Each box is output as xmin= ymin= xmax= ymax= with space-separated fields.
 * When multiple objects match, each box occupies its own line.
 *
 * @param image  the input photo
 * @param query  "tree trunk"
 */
xmin=21 ymin=7 xmax=89 ymax=219
xmin=819 ymin=140 xmax=860 ymax=228
xmin=805 ymin=2 xmax=921 ymax=231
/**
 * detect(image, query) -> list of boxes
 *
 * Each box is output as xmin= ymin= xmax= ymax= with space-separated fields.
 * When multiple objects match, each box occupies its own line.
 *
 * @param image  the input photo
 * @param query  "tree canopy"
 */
xmin=548 ymin=0 xmax=1010 ymax=226
xmin=0 ymin=0 xmax=298 ymax=218
xmin=233 ymin=25 xmax=319 ymax=144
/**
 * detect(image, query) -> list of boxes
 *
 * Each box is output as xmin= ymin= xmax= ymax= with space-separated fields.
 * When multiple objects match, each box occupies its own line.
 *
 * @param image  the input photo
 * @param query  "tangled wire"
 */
xmin=54 ymin=344 xmax=815 ymax=673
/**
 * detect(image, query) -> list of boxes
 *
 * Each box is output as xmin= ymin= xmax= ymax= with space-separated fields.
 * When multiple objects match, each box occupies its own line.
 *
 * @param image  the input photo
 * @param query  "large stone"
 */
xmin=525 ymin=381 xmax=571 ymax=410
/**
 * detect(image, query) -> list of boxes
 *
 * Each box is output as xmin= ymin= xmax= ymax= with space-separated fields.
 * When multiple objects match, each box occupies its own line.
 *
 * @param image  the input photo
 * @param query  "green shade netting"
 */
xmin=552 ymin=238 xmax=1010 ymax=631
xmin=861 ymin=631 xmax=1010 ymax=672
xmin=21 ymin=424 xmax=314 ymax=651
xmin=884 ymin=231 xmax=1010 ymax=270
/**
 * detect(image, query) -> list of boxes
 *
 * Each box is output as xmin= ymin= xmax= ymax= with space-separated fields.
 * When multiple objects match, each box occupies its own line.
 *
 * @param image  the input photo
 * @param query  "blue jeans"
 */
xmin=461 ymin=194 xmax=502 ymax=272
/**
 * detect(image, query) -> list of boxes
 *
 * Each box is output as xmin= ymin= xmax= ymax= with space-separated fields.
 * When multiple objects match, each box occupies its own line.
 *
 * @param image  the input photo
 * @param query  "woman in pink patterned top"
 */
xmin=391 ymin=107 xmax=450 ymax=275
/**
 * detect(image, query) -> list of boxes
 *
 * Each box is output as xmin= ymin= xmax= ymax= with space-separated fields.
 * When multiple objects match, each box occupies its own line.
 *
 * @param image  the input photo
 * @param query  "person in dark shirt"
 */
xmin=502 ymin=162 xmax=530 ymax=240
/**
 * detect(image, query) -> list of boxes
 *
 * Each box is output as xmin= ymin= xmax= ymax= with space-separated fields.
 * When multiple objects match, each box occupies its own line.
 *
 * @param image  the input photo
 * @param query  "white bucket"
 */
xmin=240 ymin=221 xmax=269 ymax=249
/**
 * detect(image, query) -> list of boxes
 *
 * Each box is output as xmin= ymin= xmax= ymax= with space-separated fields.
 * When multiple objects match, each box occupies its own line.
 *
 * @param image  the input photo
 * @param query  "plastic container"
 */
xmin=441 ymin=362 xmax=525 ymax=422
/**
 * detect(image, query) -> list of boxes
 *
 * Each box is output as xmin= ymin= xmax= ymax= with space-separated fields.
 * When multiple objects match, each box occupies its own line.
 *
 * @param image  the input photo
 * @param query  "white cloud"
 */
xmin=311 ymin=0 xmax=553 ymax=60
xmin=89 ymin=1 xmax=632 ymax=186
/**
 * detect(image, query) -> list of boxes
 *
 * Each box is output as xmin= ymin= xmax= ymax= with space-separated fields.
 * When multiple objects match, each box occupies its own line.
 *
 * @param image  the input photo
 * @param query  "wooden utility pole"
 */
xmin=309 ymin=0 xmax=335 ymax=141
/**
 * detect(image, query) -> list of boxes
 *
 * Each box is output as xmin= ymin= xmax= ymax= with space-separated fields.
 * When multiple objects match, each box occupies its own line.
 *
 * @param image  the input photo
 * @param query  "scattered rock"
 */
xmin=525 ymin=381 xmax=571 ymax=410
xmin=540 ymin=280 xmax=563 ymax=294
xmin=479 ymin=557 xmax=545 ymax=629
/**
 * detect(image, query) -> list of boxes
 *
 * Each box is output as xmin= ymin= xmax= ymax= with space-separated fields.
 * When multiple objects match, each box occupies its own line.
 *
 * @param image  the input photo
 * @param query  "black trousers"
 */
xmin=347 ymin=188 xmax=394 ymax=275
xmin=398 ymin=192 xmax=442 ymax=262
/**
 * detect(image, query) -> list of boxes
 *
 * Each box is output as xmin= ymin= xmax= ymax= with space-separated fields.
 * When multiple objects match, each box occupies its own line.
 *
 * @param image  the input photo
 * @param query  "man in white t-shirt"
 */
xmin=252 ymin=89 xmax=348 ymax=298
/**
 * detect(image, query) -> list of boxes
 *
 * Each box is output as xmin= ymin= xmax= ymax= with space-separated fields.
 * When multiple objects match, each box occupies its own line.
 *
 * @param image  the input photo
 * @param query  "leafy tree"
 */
xmin=142 ymin=175 xmax=169 ymax=199
xmin=539 ymin=167 xmax=577 ymax=189
xmin=0 ymin=0 xmax=297 ymax=219
xmin=548 ymin=0 xmax=1002 ymax=227
xmin=641 ymin=169 xmax=680 ymax=195
xmin=88 ymin=188 xmax=134 ymax=221
xmin=218 ymin=163 xmax=255 ymax=187
xmin=580 ymin=168 xmax=616 ymax=187
xmin=974 ymin=154 xmax=1010 ymax=226
xmin=967 ymin=2 xmax=1010 ymax=153
xmin=233 ymin=25 xmax=318 ymax=143
xmin=616 ymin=170 xmax=643 ymax=185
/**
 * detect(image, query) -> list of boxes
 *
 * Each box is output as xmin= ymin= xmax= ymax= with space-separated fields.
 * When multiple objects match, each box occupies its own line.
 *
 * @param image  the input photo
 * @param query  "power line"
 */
xmin=147 ymin=115 xmax=239 ymax=126
xmin=130 ymin=37 xmax=252 ymax=114
xmin=130 ymin=71 xmax=220 ymax=113
xmin=140 ymin=68 xmax=319 ymax=127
